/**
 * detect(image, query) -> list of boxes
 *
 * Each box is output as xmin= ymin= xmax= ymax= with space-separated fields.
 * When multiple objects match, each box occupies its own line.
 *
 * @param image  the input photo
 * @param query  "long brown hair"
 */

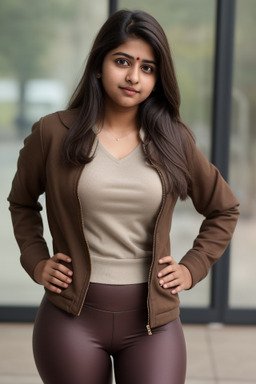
xmin=63 ymin=9 xmax=194 ymax=199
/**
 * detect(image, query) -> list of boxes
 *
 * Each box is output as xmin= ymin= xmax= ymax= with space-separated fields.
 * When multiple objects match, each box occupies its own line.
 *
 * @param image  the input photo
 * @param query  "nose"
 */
xmin=125 ymin=65 xmax=139 ymax=84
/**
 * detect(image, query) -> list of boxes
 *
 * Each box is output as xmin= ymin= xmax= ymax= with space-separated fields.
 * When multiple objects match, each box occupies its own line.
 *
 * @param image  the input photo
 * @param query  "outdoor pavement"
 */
xmin=0 ymin=323 xmax=256 ymax=383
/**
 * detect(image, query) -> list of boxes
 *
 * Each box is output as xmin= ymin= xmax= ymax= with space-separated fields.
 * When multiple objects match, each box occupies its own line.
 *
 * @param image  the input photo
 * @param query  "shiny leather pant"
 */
xmin=33 ymin=283 xmax=186 ymax=384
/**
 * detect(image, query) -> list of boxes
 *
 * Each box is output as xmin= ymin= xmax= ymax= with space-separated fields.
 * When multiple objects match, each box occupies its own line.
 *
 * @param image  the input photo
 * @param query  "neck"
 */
xmin=99 ymin=99 xmax=139 ymax=133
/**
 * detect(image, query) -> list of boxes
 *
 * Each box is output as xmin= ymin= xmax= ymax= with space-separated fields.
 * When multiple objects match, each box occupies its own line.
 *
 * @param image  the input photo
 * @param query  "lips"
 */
xmin=119 ymin=86 xmax=139 ymax=95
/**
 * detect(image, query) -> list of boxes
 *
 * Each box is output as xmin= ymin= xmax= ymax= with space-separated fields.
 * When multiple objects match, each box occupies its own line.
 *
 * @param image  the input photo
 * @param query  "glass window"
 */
xmin=229 ymin=0 xmax=256 ymax=309
xmin=119 ymin=0 xmax=216 ymax=307
xmin=0 ymin=0 xmax=108 ymax=305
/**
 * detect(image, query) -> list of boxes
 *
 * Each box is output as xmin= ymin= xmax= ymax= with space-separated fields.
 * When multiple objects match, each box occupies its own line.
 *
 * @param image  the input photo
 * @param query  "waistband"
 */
xmin=84 ymin=282 xmax=148 ymax=312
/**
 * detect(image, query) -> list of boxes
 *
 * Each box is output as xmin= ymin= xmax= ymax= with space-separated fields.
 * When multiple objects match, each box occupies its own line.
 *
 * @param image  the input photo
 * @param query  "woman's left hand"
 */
xmin=158 ymin=256 xmax=192 ymax=294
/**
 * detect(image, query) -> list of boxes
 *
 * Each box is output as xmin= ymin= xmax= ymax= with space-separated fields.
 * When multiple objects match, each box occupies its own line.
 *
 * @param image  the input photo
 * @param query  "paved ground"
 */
xmin=0 ymin=323 xmax=256 ymax=383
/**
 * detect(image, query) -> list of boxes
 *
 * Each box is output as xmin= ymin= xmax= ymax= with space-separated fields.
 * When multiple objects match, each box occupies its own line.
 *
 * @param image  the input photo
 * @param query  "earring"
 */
xmin=97 ymin=73 xmax=101 ymax=79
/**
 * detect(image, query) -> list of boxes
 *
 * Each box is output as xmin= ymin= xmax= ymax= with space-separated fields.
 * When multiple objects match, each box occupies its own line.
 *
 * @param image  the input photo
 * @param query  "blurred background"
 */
xmin=0 ymin=0 xmax=255 ymax=324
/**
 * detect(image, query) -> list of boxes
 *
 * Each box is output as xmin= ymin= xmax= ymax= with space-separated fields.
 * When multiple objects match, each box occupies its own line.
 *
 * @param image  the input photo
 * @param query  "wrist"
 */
xmin=33 ymin=259 xmax=47 ymax=285
xmin=180 ymin=264 xmax=192 ymax=290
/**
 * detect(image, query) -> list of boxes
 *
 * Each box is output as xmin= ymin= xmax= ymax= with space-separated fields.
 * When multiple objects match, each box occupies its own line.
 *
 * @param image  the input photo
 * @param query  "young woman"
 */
xmin=8 ymin=9 xmax=239 ymax=384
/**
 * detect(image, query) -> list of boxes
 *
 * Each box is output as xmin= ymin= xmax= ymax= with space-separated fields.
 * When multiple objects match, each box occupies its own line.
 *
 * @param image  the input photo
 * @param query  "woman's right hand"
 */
xmin=34 ymin=253 xmax=73 ymax=294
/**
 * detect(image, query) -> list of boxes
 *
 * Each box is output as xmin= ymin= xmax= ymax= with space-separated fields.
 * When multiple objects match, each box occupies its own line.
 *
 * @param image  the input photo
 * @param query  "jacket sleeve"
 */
xmin=7 ymin=119 xmax=51 ymax=281
xmin=178 ymin=132 xmax=240 ymax=288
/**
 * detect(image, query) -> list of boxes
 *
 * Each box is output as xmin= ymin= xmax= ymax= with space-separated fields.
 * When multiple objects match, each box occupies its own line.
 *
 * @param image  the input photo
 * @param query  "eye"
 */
xmin=141 ymin=65 xmax=154 ymax=74
xmin=115 ymin=58 xmax=129 ymax=66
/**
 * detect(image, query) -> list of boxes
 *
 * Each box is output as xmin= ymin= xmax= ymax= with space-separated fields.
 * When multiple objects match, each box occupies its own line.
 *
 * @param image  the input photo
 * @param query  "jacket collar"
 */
xmin=57 ymin=108 xmax=80 ymax=129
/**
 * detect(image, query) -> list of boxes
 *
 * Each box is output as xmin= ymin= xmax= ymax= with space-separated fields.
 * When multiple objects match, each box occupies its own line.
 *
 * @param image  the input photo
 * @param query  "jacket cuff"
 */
xmin=20 ymin=243 xmax=50 ymax=282
xmin=179 ymin=250 xmax=209 ymax=288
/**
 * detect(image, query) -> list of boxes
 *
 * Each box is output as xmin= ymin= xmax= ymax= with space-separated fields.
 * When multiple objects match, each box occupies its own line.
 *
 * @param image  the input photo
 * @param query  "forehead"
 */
xmin=109 ymin=38 xmax=156 ymax=61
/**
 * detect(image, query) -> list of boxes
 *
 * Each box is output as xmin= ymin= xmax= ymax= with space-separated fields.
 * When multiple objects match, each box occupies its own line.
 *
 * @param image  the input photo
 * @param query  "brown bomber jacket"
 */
xmin=8 ymin=109 xmax=239 ymax=333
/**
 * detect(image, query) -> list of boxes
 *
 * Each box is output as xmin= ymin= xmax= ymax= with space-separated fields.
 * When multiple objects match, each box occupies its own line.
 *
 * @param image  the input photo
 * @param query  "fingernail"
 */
xmin=158 ymin=273 xmax=162 ymax=277
xmin=163 ymin=284 xmax=168 ymax=288
xmin=160 ymin=280 xmax=164 ymax=285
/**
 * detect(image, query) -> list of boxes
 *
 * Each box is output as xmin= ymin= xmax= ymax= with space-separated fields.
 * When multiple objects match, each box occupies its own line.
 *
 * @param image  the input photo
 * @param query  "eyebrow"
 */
xmin=112 ymin=52 xmax=157 ymax=65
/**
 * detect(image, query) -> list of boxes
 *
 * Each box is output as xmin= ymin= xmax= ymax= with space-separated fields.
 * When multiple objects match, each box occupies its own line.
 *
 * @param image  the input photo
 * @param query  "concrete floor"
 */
xmin=0 ymin=323 xmax=256 ymax=383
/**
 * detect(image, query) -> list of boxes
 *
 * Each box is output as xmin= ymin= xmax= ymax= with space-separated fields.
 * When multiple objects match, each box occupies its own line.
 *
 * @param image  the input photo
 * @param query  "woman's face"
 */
xmin=101 ymin=38 xmax=158 ymax=111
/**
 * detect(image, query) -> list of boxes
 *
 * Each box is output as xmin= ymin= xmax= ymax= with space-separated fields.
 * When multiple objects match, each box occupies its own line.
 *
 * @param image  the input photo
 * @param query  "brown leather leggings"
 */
xmin=33 ymin=283 xmax=186 ymax=384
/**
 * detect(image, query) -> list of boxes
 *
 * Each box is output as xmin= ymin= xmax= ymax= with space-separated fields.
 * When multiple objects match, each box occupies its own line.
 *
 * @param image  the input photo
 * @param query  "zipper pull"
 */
xmin=146 ymin=324 xmax=153 ymax=336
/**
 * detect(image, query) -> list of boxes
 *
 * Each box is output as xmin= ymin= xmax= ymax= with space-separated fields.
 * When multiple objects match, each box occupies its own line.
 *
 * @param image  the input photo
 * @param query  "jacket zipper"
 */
xmin=142 ymin=144 xmax=166 ymax=335
xmin=76 ymin=135 xmax=98 ymax=316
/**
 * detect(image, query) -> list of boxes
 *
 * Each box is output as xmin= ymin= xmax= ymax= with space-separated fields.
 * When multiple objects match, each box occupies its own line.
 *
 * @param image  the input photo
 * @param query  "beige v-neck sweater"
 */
xmin=78 ymin=140 xmax=162 ymax=284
